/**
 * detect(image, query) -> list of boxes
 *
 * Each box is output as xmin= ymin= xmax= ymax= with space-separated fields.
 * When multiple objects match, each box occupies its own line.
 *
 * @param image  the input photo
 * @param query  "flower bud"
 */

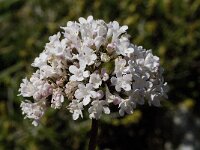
xmin=101 ymin=53 xmax=110 ymax=62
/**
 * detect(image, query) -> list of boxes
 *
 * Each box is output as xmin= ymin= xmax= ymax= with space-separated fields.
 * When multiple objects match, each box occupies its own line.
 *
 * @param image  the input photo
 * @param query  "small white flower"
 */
xmin=144 ymin=52 xmax=159 ymax=72
xmin=18 ymin=78 xmax=35 ymax=97
xmin=51 ymin=88 xmax=64 ymax=109
xmin=29 ymin=70 xmax=40 ymax=83
xmin=45 ymin=32 xmax=72 ymax=59
xmin=61 ymin=22 xmax=81 ymax=50
xmin=74 ymin=83 xmax=97 ymax=106
xmin=105 ymin=85 xmax=122 ymax=105
xmin=40 ymin=65 xmax=57 ymax=79
xmin=115 ymin=36 xmax=131 ymax=56
xmin=77 ymin=46 xmax=97 ymax=67
xmin=94 ymin=36 xmax=105 ymax=50
xmin=69 ymin=65 xmax=90 ymax=81
xmin=32 ymin=52 xmax=48 ymax=68
xmin=88 ymin=100 xmax=110 ymax=119
xmin=128 ymin=74 xmax=149 ymax=105
xmin=45 ymin=32 xmax=64 ymax=54
xmin=114 ymin=57 xmax=129 ymax=74
xmin=89 ymin=73 xmax=102 ymax=89
xmin=33 ymin=82 xmax=53 ymax=100
xmin=20 ymin=72 xmax=52 ymax=101
xmin=111 ymin=73 xmax=132 ymax=92
xmin=68 ymin=100 xmax=83 ymax=120
xmin=146 ymin=82 xmax=168 ymax=107
xmin=119 ymin=99 xmax=136 ymax=116
xmin=107 ymin=21 xmax=128 ymax=41
xmin=20 ymin=100 xmax=46 ymax=126
xmin=135 ymin=51 xmax=160 ymax=72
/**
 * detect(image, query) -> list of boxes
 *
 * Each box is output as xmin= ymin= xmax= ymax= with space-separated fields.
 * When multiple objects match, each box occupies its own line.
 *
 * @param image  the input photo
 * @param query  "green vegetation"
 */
xmin=0 ymin=0 xmax=199 ymax=149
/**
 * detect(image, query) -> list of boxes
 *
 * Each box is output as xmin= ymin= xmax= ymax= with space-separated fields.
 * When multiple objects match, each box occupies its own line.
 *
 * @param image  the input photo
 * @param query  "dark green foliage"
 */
xmin=0 ymin=0 xmax=200 ymax=149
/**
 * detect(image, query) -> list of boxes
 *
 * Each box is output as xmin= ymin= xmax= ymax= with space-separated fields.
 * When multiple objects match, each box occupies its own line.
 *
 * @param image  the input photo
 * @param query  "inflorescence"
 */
xmin=19 ymin=16 xmax=168 ymax=126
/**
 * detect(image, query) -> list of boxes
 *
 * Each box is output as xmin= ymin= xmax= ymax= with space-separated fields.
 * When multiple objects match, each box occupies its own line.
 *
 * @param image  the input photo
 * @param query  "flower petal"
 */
xmin=69 ymin=75 xmax=77 ymax=81
xmin=69 ymin=65 xmax=77 ymax=74
xmin=83 ymin=71 xmax=90 ymax=78
xmin=83 ymin=96 xmax=91 ymax=106
xmin=103 ymin=107 xmax=110 ymax=114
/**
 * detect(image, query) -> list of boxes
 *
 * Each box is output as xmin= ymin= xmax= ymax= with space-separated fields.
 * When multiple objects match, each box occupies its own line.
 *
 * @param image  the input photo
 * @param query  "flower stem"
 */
xmin=88 ymin=119 xmax=99 ymax=150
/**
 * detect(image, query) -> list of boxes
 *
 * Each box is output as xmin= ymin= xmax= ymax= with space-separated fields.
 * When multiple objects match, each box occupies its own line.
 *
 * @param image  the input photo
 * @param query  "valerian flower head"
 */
xmin=19 ymin=16 xmax=168 ymax=125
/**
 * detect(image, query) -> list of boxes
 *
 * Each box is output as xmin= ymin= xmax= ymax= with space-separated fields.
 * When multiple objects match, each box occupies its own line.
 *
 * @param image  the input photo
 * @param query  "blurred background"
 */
xmin=0 ymin=0 xmax=200 ymax=150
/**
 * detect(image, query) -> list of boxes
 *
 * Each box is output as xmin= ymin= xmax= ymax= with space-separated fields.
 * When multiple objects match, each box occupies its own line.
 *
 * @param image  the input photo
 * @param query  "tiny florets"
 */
xmin=19 ymin=16 xmax=168 ymax=126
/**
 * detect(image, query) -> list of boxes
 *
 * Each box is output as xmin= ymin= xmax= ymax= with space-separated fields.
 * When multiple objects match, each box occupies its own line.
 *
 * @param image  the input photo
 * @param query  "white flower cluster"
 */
xmin=19 ymin=16 xmax=168 ymax=126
